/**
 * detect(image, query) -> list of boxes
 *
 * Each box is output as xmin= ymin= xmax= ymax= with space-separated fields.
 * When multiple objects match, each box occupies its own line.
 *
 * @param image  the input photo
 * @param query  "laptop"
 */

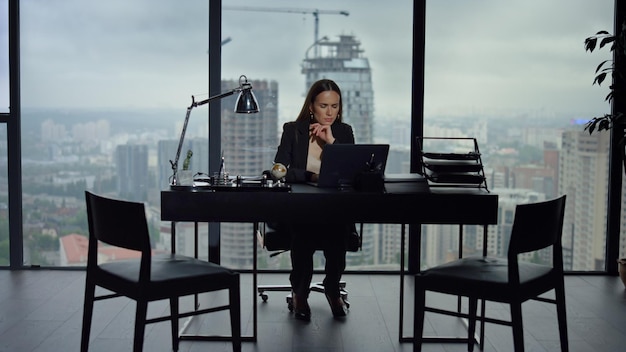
xmin=311 ymin=144 xmax=390 ymax=188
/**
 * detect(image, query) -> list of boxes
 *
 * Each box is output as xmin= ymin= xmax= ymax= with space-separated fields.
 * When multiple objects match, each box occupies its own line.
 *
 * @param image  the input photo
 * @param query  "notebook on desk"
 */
xmin=309 ymin=143 xmax=390 ymax=188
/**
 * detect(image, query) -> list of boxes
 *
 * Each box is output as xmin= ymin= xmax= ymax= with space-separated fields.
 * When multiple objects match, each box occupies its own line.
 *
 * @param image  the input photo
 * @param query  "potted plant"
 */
xmin=182 ymin=149 xmax=193 ymax=172
xmin=178 ymin=149 xmax=194 ymax=185
xmin=585 ymin=20 xmax=626 ymax=285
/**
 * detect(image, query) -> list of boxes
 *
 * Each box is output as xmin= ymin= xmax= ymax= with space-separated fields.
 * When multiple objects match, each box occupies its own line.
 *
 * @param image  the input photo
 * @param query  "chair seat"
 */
xmin=97 ymin=253 xmax=239 ymax=299
xmin=416 ymin=256 xmax=556 ymax=301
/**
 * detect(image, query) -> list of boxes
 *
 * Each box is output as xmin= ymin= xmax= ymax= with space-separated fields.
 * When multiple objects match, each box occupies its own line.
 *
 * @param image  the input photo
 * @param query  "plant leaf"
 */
xmin=594 ymin=72 xmax=607 ymax=85
xmin=599 ymin=119 xmax=610 ymax=130
xmin=595 ymin=60 xmax=610 ymax=73
xmin=585 ymin=120 xmax=596 ymax=134
xmin=585 ymin=37 xmax=597 ymax=52
xmin=599 ymin=36 xmax=615 ymax=48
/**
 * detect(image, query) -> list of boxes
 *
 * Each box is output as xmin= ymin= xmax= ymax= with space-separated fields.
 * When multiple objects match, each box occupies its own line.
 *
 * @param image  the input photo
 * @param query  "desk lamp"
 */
xmin=169 ymin=75 xmax=259 ymax=185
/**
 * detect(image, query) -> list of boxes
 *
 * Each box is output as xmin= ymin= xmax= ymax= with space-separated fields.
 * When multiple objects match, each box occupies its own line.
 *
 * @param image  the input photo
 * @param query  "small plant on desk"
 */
xmin=182 ymin=149 xmax=193 ymax=171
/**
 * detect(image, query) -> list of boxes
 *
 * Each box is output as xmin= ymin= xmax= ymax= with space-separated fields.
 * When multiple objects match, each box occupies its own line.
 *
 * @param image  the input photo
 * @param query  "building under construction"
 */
xmin=302 ymin=34 xmax=375 ymax=144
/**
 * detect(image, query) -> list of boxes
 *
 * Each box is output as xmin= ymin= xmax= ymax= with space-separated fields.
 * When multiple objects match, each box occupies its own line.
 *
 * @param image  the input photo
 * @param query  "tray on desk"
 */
xmin=422 ymin=159 xmax=483 ymax=173
xmin=425 ymin=172 xmax=485 ymax=185
xmin=422 ymin=152 xmax=480 ymax=161
xmin=417 ymin=137 xmax=489 ymax=192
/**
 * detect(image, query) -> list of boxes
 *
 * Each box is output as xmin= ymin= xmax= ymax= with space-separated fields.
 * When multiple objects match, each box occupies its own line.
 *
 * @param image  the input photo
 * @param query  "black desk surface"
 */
xmin=161 ymin=182 xmax=498 ymax=225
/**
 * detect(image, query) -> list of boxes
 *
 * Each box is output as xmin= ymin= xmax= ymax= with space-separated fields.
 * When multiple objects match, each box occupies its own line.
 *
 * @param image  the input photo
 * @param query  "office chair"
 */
xmin=81 ymin=191 xmax=241 ymax=352
xmin=256 ymin=222 xmax=363 ymax=311
xmin=413 ymin=195 xmax=568 ymax=352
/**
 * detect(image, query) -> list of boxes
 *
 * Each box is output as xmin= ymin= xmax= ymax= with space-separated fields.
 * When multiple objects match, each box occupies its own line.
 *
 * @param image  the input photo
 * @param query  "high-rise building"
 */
xmin=115 ymin=144 xmax=148 ymax=202
xmin=559 ymin=127 xmax=611 ymax=271
xmin=302 ymin=35 xmax=374 ymax=144
xmin=220 ymin=79 xmax=279 ymax=269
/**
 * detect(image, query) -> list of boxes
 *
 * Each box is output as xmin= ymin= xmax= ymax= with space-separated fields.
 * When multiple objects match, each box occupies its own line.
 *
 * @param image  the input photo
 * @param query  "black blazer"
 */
xmin=274 ymin=119 xmax=355 ymax=183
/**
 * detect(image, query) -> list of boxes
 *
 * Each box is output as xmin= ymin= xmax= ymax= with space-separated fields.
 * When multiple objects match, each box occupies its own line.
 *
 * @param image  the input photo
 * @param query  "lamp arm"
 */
xmin=169 ymin=89 xmax=236 ymax=185
xmin=193 ymin=89 xmax=237 ymax=107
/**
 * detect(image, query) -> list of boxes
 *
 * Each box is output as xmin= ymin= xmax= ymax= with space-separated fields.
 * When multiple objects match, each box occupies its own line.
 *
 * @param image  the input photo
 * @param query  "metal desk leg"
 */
xmin=399 ymin=223 xmax=406 ymax=342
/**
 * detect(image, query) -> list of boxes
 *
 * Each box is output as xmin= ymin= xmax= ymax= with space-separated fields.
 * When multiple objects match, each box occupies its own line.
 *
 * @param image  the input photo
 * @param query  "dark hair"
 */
xmin=295 ymin=79 xmax=343 ymax=122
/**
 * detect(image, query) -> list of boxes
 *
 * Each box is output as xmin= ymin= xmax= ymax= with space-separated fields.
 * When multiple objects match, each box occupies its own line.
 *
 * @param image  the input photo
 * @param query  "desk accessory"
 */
xmin=170 ymin=173 xmax=291 ymax=192
xmin=312 ymin=144 xmax=389 ymax=188
xmin=270 ymin=163 xmax=287 ymax=180
xmin=354 ymin=152 xmax=385 ymax=192
xmin=417 ymin=137 xmax=489 ymax=192
xmin=169 ymin=75 xmax=259 ymax=186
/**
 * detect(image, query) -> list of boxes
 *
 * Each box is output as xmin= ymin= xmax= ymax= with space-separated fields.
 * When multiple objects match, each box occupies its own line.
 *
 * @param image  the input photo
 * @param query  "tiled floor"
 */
xmin=0 ymin=270 xmax=625 ymax=351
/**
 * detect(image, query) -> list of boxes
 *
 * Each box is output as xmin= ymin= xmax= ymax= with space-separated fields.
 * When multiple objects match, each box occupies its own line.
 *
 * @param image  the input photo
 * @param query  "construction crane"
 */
xmin=223 ymin=6 xmax=349 ymax=56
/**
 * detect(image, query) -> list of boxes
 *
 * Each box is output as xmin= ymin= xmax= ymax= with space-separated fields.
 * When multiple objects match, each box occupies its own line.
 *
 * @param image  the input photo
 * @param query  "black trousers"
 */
xmin=288 ymin=223 xmax=347 ymax=299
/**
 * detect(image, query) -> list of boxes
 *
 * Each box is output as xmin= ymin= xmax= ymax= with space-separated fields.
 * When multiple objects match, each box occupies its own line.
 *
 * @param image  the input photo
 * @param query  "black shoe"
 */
xmin=292 ymin=292 xmax=311 ymax=321
xmin=325 ymin=293 xmax=348 ymax=317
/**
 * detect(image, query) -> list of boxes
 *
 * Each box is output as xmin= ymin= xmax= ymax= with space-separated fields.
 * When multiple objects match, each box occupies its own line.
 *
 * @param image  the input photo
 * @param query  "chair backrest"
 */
xmin=85 ymin=191 xmax=152 ymax=256
xmin=507 ymin=195 xmax=567 ymax=258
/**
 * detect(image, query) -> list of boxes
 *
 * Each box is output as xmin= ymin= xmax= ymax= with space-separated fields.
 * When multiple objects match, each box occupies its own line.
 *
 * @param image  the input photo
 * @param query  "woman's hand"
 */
xmin=309 ymin=123 xmax=335 ymax=144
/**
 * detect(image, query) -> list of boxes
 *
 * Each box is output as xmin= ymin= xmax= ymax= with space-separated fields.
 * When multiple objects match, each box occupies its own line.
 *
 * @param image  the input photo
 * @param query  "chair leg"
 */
xmin=170 ymin=297 xmax=179 ymax=352
xmin=555 ymin=284 xmax=569 ymax=352
xmin=80 ymin=280 xmax=96 ymax=352
xmin=480 ymin=299 xmax=486 ymax=349
xmin=133 ymin=300 xmax=148 ymax=352
xmin=510 ymin=302 xmax=524 ymax=352
xmin=412 ymin=287 xmax=426 ymax=352
xmin=467 ymin=297 xmax=478 ymax=352
xmin=229 ymin=280 xmax=242 ymax=352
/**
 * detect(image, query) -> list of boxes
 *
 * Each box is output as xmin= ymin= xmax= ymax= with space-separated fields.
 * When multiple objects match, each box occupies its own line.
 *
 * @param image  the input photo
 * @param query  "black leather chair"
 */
xmin=256 ymin=222 xmax=362 ymax=311
xmin=413 ymin=195 xmax=568 ymax=352
xmin=81 ymin=191 xmax=241 ymax=352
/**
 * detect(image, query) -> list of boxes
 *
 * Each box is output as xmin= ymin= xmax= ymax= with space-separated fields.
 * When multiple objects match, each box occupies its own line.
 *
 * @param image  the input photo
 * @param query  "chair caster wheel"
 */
xmin=260 ymin=294 xmax=268 ymax=302
xmin=286 ymin=296 xmax=294 ymax=311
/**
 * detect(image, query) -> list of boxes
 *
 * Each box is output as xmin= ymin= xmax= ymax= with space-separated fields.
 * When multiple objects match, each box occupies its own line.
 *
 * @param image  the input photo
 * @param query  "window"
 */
xmin=424 ymin=0 xmax=613 ymax=270
xmin=14 ymin=0 xmax=619 ymax=272
xmin=222 ymin=0 xmax=414 ymax=270
xmin=20 ymin=0 xmax=209 ymax=266
xmin=0 ymin=0 xmax=7 ymax=112
xmin=1 ymin=0 xmax=8 ymax=265
xmin=0 ymin=124 xmax=7 ymax=266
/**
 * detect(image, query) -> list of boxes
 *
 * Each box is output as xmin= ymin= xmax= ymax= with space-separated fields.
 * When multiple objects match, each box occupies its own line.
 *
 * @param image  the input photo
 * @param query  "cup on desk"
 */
xmin=178 ymin=170 xmax=194 ymax=186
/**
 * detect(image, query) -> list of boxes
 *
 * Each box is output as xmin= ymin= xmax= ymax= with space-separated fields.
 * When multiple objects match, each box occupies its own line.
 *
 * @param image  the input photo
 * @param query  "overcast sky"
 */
xmin=1 ymin=0 xmax=615 ymax=123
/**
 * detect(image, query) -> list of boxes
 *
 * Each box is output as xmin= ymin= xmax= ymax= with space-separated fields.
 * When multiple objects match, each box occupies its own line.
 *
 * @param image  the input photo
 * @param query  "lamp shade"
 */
xmin=234 ymin=86 xmax=260 ymax=113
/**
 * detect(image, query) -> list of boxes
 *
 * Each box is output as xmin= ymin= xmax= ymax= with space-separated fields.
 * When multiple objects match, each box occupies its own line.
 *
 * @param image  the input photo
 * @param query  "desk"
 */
xmin=162 ymin=182 xmax=496 ymax=225
xmin=161 ymin=181 xmax=498 ymax=342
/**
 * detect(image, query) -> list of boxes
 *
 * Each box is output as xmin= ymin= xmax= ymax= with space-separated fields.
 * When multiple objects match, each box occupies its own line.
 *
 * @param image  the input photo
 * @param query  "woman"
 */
xmin=274 ymin=79 xmax=355 ymax=321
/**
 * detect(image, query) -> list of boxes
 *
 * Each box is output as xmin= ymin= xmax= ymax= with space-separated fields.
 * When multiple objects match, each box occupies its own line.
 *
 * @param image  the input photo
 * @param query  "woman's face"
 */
xmin=310 ymin=90 xmax=340 ymax=126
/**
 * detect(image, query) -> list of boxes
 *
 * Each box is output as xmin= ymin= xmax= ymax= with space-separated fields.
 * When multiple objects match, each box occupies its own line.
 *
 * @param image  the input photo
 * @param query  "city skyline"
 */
xmin=3 ymin=1 xmax=614 ymax=123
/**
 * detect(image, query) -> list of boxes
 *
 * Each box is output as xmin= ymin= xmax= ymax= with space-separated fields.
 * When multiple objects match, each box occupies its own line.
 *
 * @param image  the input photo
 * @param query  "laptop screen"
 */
xmin=315 ymin=144 xmax=390 ymax=188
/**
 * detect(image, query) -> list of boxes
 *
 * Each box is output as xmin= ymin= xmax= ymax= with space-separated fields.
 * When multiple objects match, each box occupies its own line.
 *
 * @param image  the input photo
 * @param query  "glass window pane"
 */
xmin=1 ymin=0 xmax=8 ymax=112
xmin=222 ymin=0 xmax=414 ymax=270
xmin=424 ymin=0 xmax=614 ymax=271
xmin=21 ymin=0 xmax=209 ymax=266
xmin=0 ymin=123 xmax=7 ymax=266
xmin=621 ymin=179 xmax=626 ymax=262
